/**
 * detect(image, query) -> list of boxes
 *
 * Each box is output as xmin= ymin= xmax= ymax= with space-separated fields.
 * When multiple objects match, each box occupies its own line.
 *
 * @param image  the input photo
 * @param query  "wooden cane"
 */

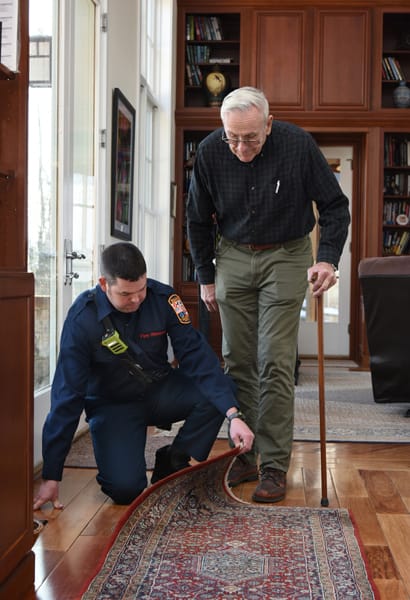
xmin=317 ymin=293 xmax=329 ymax=507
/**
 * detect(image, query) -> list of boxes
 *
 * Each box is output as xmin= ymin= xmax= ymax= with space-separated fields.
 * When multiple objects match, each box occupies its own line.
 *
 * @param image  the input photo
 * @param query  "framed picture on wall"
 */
xmin=111 ymin=88 xmax=136 ymax=240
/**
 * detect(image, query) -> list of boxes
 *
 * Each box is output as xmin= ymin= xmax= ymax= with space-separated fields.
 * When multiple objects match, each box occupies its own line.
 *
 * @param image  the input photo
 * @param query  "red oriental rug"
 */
xmin=79 ymin=448 xmax=379 ymax=600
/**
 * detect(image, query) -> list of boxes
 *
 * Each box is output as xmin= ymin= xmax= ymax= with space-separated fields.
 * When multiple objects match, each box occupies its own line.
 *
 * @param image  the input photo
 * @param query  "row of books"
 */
xmin=186 ymin=16 xmax=223 ymax=41
xmin=384 ymin=173 xmax=410 ymax=196
xmin=382 ymin=56 xmax=406 ymax=81
xmin=186 ymin=45 xmax=210 ymax=65
xmin=186 ymin=45 xmax=234 ymax=66
xmin=383 ymin=230 xmax=410 ymax=256
xmin=383 ymin=201 xmax=410 ymax=225
xmin=384 ymin=135 xmax=410 ymax=167
xmin=186 ymin=63 xmax=203 ymax=87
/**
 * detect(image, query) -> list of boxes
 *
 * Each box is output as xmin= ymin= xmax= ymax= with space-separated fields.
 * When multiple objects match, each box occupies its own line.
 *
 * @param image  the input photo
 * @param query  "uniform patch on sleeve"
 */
xmin=168 ymin=294 xmax=191 ymax=324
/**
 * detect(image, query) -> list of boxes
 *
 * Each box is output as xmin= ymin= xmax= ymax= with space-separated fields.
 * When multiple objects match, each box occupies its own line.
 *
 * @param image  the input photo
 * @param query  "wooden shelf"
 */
xmin=383 ymin=131 xmax=410 ymax=255
xmin=182 ymin=12 xmax=240 ymax=108
xmin=381 ymin=12 xmax=410 ymax=108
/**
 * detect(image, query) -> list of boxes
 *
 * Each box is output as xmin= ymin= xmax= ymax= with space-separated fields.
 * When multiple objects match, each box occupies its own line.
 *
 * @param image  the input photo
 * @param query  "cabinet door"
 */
xmin=313 ymin=10 xmax=370 ymax=110
xmin=0 ymin=273 xmax=34 ymax=597
xmin=253 ymin=11 xmax=308 ymax=110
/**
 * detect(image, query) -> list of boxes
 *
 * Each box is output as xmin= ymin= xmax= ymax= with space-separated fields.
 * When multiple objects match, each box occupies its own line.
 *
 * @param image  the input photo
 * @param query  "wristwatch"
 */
xmin=226 ymin=410 xmax=244 ymax=422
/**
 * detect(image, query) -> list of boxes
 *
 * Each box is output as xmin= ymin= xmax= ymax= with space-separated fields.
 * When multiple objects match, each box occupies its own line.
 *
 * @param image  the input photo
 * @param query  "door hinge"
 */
xmin=100 ymin=129 xmax=107 ymax=148
xmin=101 ymin=13 xmax=108 ymax=33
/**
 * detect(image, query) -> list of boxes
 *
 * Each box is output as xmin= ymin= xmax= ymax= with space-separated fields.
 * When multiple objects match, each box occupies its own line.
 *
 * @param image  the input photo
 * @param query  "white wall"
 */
xmin=103 ymin=0 xmax=140 ymax=246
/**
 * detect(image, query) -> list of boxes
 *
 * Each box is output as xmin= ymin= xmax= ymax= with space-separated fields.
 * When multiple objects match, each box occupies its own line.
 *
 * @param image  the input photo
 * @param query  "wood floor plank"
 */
xmin=363 ymin=544 xmax=400 ymax=580
xmin=330 ymin=466 xmax=368 ymax=497
xmin=339 ymin=497 xmax=387 ymax=545
xmin=33 ymin=468 xmax=98 ymax=517
xmin=373 ymin=578 xmax=410 ymax=600
xmin=302 ymin=467 xmax=338 ymax=507
xmin=33 ymin=477 xmax=108 ymax=551
xmin=389 ymin=470 xmax=410 ymax=506
xmin=81 ymin=502 xmax=129 ymax=536
xmin=35 ymin=536 xmax=109 ymax=600
xmin=359 ymin=470 xmax=409 ymax=514
xmin=377 ymin=514 xmax=410 ymax=591
xmin=33 ymin=548 xmax=64 ymax=592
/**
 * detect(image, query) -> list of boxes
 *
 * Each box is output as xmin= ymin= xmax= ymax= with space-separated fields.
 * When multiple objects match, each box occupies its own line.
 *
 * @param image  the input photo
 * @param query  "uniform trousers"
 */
xmin=215 ymin=235 xmax=312 ymax=471
xmin=85 ymin=369 xmax=225 ymax=503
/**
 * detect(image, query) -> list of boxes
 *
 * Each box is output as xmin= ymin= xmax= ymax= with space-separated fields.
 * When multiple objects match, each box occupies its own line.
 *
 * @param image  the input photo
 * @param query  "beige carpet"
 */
xmin=163 ymin=365 xmax=409 ymax=443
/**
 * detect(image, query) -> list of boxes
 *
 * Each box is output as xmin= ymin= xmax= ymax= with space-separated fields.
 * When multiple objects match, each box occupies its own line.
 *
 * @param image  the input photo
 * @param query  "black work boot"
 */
xmin=151 ymin=444 xmax=191 ymax=484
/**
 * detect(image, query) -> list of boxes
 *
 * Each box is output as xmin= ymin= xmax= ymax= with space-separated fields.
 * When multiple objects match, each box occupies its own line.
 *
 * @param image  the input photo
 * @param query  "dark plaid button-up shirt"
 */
xmin=187 ymin=120 xmax=350 ymax=284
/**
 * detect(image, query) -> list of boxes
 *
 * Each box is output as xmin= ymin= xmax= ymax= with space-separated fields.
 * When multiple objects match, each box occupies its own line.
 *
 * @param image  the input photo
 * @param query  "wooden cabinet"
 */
xmin=253 ymin=10 xmax=308 ymax=110
xmin=0 ymin=1 xmax=35 ymax=597
xmin=382 ymin=132 xmax=410 ymax=255
xmin=0 ymin=273 xmax=35 ymax=599
xmin=252 ymin=8 xmax=371 ymax=110
xmin=313 ymin=9 xmax=370 ymax=110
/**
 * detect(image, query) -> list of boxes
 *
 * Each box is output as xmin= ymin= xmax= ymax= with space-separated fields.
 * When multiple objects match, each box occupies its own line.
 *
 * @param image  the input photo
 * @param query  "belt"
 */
xmin=238 ymin=242 xmax=283 ymax=251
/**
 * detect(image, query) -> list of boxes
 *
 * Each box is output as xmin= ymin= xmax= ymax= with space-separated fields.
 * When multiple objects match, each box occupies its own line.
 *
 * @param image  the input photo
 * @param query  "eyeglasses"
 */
xmin=221 ymin=134 xmax=262 ymax=147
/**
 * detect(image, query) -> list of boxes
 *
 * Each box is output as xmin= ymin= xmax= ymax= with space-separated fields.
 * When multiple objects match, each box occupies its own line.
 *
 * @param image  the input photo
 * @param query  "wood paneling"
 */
xmin=0 ymin=272 xmax=34 ymax=597
xmin=254 ymin=11 xmax=308 ymax=109
xmin=0 ymin=1 xmax=34 ymax=597
xmin=314 ymin=10 xmax=370 ymax=110
xmin=0 ymin=1 xmax=29 ymax=271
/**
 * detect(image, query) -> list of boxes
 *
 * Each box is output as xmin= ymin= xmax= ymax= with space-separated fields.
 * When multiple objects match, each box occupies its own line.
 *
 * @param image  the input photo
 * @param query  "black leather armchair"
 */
xmin=358 ymin=255 xmax=410 ymax=407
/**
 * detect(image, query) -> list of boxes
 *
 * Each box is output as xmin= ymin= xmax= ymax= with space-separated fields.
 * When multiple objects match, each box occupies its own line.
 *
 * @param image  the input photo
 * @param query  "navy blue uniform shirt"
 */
xmin=41 ymin=279 xmax=237 ymax=480
xmin=187 ymin=121 xmax=351 ymax=284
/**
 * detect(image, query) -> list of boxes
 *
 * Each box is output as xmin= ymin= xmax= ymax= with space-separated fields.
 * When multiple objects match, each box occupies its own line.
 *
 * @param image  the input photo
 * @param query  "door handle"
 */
xmin=64 ymin=239 xmax=86 ymax=285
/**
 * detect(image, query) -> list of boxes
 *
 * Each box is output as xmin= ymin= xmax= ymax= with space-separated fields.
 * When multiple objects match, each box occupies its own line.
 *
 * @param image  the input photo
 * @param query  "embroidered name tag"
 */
xmin=168 ymin=294 xmax=191 ymax=324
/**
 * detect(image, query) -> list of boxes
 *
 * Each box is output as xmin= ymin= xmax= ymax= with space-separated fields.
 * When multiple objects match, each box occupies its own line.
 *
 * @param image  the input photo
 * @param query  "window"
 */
xmin=28 ymin=0 xmax=58 ymax=390
xmin=137 ymin=0 xmax=173 ymax=282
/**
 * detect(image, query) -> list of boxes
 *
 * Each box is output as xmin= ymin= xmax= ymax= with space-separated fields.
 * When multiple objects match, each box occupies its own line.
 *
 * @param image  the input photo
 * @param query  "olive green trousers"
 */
xmin=215 ymin=236 xmax=312 ymax=471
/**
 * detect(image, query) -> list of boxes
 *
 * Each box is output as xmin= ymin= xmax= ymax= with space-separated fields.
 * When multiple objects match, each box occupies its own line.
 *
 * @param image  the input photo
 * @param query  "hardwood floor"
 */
xmin=31 ymin=438 xmax=410 ymax=599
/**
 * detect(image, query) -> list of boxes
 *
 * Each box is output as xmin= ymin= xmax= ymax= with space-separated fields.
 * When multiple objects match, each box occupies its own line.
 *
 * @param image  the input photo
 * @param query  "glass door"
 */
xmin=59 ymin=0 xmax=97 ymax=318
xmin=298 ymin=145 xmax=352 ymax=357
xmin=29 ymin=0 xmax=100 ymax=465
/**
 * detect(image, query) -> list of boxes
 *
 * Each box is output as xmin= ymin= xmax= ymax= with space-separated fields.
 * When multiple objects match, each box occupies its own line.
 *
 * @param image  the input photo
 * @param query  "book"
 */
xmin=209 ymin=58 xmax=233 ymax=64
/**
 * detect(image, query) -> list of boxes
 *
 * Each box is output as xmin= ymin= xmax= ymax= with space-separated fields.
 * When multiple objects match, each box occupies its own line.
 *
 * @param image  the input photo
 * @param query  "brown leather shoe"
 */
xmin=252 ymin=467 xmax=287 ymax=503
xmin=227 ymin=454 xmax=258 ymax=488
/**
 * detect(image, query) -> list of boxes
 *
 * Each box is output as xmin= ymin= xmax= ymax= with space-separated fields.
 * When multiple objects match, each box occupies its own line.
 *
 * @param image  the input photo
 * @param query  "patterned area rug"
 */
xmin=79 ymin=448 xmax=379 ymax=600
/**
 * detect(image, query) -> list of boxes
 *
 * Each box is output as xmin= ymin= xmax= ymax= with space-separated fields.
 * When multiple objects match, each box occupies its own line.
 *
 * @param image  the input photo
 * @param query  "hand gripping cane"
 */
xmin=317 ymin=293 xmax=329 ymax=507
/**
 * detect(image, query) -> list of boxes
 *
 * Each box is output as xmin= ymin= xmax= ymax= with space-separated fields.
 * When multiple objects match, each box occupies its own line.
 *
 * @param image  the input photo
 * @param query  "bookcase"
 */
xmin=381 ymin=12 xmax=410 ymax=108
xmin=175 ymin=128 xmax=223 ymax=356
xmin=180 ymin=130 xmax=212 ymax=282
xmin=383 ymin=132 xmax=410 ymax=255
xmin=182 ymin=12 xmax=241 ymax=108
